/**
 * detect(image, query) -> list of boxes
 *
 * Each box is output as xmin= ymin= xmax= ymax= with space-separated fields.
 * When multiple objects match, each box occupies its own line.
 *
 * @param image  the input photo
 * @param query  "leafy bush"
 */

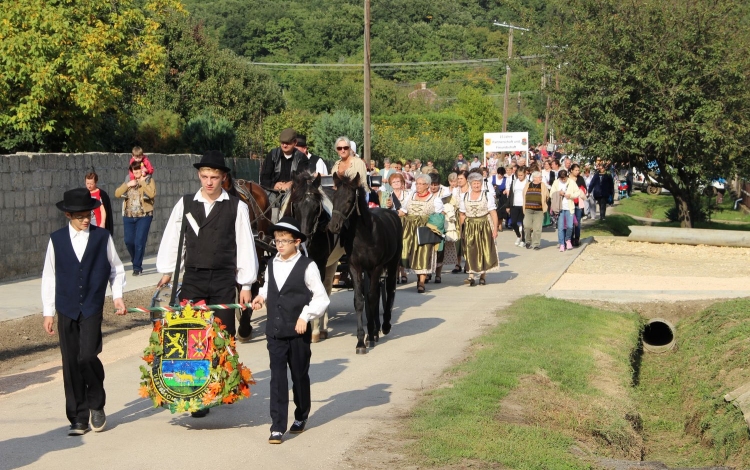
xmin=372 ymin=113 xmax=469 ymax=177
xmin=310 ymin=110 xmax=366 ymax=164
xmin=262 ymin=109 xmax=318 ymax=154
xmin=136 ymin=110 xmax=184 ymax=154
xmin=507 ymin=114 xmax=543 ymax=146
xmin=182 ymin=114 xmax=236 ymax=156
xmin=665 ymin=204 xmax=707 ymax=223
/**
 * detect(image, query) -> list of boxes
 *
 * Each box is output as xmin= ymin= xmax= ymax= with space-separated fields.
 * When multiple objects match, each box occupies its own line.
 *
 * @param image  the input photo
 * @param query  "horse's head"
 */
xmin=329 ymin=173 xmax=360 ymax=234
xmin=290 ymin=171 xmax=324 ymax=239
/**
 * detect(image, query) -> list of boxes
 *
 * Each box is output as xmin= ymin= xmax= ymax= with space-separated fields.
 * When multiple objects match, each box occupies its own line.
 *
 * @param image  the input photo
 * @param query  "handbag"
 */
xmin=417 ymin=226 xmax=443 ymax=246
xmin=543 ymin=211 xmax=552 ymax=227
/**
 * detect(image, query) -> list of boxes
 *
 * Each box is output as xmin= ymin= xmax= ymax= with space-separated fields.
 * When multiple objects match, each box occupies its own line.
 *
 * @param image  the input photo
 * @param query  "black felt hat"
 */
xmin=269 ymin=216 xmax=306 ymax=243
xmin=193 ymin=150 xmax=231 ymax=173
xmin=296 ymin=135 xmax=308 ymax=147
xmin=56 ymin=188 xmax=101 ymax=213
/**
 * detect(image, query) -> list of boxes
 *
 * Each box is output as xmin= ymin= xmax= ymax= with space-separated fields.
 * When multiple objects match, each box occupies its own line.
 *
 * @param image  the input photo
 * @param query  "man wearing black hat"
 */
xmin=295 ymin=135 xmax=328 ymax=176
xmin=41 ymin=188 xmax=127 ymax=436
xmin=156 ymin=151 xmax=258 ymax=410
xmin=260 ymin=128 xmax=310 ymax=191
xmin=251 ymin=217 xmax=329 ymax=444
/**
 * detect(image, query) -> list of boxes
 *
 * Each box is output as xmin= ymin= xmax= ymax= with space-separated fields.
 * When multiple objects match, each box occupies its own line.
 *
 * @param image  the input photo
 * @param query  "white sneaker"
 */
xmin=515 ymin=238 xmax=522 ymax=247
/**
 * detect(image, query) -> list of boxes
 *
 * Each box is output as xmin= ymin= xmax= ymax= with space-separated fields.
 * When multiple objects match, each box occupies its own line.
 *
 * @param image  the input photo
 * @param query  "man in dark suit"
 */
xmin=42 ymin=188 xmax=127 ymax=436
xmin=260 ymin=128 xmax=310 ymax=191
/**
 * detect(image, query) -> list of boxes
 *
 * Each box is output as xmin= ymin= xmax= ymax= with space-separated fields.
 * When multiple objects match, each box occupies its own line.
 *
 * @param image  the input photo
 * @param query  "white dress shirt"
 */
xmin=156 ymin=189 xmax=258 ymax=290
xmin=41 ymin=225 xmax=126 ymax=317
xmin=257 ymin=251 xmax=330 ymax=322
xmin=307 ymin=152 xmax=329 ymax=176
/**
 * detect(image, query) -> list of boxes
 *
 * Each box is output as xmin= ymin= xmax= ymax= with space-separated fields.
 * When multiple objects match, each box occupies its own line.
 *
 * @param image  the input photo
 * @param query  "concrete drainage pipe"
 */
xmin=642 ymin=318 xmax=676 ymax=353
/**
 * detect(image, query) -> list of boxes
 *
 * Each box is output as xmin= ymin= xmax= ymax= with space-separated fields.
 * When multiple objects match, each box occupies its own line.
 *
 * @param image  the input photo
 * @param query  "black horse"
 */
xmin=328 ymin=173 xmax=402 ymax=354
xmin=285 ymin=171 xmax=338 ymax=341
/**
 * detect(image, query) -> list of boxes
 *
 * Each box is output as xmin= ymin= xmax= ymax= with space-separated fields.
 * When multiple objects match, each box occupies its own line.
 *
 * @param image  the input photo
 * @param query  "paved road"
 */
xmin=0 ymin=229 xmax=581 ymax=470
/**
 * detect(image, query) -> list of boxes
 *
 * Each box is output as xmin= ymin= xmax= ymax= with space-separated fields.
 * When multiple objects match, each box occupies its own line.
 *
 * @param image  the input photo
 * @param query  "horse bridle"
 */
xmin=331 ymin=188 xmax=360 ymax=224
xmin=291 ymin=191 xmax=325 ymax=240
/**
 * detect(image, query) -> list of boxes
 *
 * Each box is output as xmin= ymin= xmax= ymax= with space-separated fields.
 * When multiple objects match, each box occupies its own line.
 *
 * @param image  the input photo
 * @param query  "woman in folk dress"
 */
xmin=385 ymin=172 xmax=411 ymax=283
xmin=397 ymin=174 xmax=444 ymax=293
xmin=450 ymin=170 xmax=470 ymax=274
xmin=459 ymin=172 xmax=499 ymax=286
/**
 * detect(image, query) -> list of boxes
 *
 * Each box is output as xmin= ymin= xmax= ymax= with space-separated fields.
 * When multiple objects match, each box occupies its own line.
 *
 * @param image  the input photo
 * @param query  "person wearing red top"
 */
xmin=128 ymin=146 xmax=154 ymax=180
xmin=85 ymin=171 xmax=114 ymax=234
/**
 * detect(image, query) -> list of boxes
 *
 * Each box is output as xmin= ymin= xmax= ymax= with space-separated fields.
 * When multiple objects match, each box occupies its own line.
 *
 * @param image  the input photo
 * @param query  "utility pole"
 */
xmin=363 ymin=0 xmax=371 ymax=165
xmin=493 ymin=22 xmax=529 ymax=133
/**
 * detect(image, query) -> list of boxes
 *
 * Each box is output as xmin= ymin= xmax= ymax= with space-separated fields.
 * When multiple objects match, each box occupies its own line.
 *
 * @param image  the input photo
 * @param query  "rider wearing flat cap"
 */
xmin=260 ymin=128 xmax=310 ymax=192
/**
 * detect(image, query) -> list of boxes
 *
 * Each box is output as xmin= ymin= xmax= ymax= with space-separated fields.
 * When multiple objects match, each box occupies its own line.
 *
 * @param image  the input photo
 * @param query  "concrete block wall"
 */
xmin=0 ymin=152 xmax=201 ymax=282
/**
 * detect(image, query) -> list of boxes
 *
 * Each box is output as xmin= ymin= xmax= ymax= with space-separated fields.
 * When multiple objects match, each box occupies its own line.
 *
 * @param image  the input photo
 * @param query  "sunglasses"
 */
xmin=336 ymin=146 xmax=350 ymax=151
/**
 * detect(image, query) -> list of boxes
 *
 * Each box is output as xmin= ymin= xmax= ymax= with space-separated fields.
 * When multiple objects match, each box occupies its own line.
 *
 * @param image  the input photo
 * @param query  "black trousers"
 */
xmin=58 ymin=312 xmax=105 ymax=425
xmin=510 ymin=206 xmax=525 ymax=240
xmin=267 ymin=330 xmax=312 ymax=433
xmin=180 ymin=268 xmax=238 ymax=336
xmin=596 ymin=197 xmax=608 ymax=219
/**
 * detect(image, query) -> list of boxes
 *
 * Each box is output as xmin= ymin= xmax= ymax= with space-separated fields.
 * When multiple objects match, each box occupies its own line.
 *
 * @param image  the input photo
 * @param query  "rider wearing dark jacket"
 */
xmin=260 ymin=128 xmax=310 ymax=190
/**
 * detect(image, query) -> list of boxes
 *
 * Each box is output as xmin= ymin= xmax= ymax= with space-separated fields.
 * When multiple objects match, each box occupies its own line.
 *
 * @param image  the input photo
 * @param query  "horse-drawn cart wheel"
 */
xmin=647 ymin=184 xmax=661 ymax=196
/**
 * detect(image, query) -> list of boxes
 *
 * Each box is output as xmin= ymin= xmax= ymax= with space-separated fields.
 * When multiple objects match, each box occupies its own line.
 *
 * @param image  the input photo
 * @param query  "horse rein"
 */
xmin=290 ymin=191 xmax=325 ymax=240
xmin=331 ymin=188 xmax=360 ymax=223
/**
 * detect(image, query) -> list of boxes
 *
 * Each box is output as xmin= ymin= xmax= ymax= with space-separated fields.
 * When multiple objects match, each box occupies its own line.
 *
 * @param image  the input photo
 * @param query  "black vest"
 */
xmin=183 ymin=194 xmax=240 ymax=270
xmin=272 ymin=148 xmax=308 ymax=183
xmin=50 ymin=225 xmax=112 ymax=319
xmin=265 ymin=255 xmax=314 ymax=338
xmin=307 ymin=152 xmax=322 ymax=172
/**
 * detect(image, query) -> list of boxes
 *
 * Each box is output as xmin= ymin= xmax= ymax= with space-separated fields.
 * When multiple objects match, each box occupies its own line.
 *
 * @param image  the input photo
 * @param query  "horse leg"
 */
xmin=382 ymin=255 xmax=399 ymax=335
xmin=351 ymin=265 xmax=367 ymax=354
xmin=365 ymin=269 xmax=382 ymax=347
xmin=315 ymin=262 xmax=337 ymax=341
xmin=237 ymin=282 xmax=256 ymax=342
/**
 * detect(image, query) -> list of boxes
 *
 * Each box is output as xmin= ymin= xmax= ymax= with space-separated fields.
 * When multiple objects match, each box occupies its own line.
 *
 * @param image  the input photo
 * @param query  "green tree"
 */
xmin=451 ymin=87 xmax=502 ymax=154
xmin=183 ymin=114 xmax=237 ymax=156
xmin=310 ymin=110 xmax=365 ymax=164
xmin=0 ymin=0 xmax=184 ymax=152
xmin=550 ymin=0 xmax=750 ymax=227
xmin=262 ymin=109 xmax=318 ymax=152
xmin=141 ymin=13 xmax=284 ymax=157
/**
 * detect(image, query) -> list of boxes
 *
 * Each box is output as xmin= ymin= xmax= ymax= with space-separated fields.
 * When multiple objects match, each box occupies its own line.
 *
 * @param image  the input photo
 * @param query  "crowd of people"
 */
xmin=41 ymin=127 xmax=622 ymax=444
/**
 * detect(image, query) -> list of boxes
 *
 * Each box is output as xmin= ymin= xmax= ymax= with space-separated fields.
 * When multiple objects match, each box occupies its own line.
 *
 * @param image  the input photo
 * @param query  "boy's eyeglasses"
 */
xmin=274 ymin=239 xmax=297 ymax=246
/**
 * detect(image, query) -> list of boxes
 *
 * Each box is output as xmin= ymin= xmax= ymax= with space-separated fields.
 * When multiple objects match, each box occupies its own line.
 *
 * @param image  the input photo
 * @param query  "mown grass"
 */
xmin=583 ymin=214 xmax=640 ymax=237
xmin=616 ymin=193 xmax=674 ymax=219
xmin=617 ymin=192 xmax=750 ymax=223
xmin=406 ymin=296 xmax=642 ymax=469
xmin=635 ymin=298 xmax=750 ymax=468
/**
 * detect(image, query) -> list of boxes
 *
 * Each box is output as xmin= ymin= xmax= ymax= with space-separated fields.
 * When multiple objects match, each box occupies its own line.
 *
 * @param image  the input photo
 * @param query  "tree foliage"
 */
xmin=310 ymin=110 xmax=365 ymax=163
xmin=451 ymin=87 xmax=503 ymax=154
xmin=0 ymin=0 xmax=184 ymax=152
xmin=183 ymin=114 xmax=237 ymax=156
xmin=549 ymin=0 xmax=750 ymax=227
xmin=140 ymin=13 xmax=284 ymax=157
xmin=262 ymin=109 xmax=318 ymax=153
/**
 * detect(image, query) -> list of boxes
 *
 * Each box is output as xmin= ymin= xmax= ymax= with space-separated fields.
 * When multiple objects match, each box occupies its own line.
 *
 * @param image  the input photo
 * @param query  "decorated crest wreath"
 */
xmin=138 ymin=301 xmax=255 ymax=414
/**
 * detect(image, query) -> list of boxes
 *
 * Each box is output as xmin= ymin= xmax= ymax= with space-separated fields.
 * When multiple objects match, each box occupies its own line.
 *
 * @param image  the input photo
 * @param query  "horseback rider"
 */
xmin=260 ymin=128 xmax=310 ymax=221
xmin=295 ymin=135 xmax=328 ymax=176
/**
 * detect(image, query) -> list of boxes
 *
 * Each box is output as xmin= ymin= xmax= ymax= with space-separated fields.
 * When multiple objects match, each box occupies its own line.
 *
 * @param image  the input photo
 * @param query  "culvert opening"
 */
xmin=642 ymin=319 xmax=676 ymax=353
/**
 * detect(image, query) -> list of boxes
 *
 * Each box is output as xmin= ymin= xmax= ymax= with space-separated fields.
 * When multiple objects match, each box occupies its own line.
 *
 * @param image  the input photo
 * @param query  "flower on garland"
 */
xmin=138 ymin=302 xmax=256 ymax=413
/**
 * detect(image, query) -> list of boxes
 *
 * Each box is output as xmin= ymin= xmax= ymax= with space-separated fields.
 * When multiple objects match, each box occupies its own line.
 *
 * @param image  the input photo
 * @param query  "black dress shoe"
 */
xmin=132 ymin=270 xmax=141 ymax=276
xmin=451 ymin=267 xmax=461 ymax=274
xmin=91 ymin=409 xmax=106 ymax=432
xmin=68 ymin=423 xmax=90 ymax=436
xmin=290 ymin=419 xmax=307 ymax=434
xmin=468 ymin=279 xmax=476 ymax=287
xmin=191 ymin=408 xmax=210 ymax=418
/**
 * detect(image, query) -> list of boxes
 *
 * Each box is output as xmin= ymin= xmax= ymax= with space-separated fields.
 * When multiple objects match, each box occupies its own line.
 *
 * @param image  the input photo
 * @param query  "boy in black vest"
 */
xmin=251 ymin=217 xmax=329 ymax=444
xmin=41 ymin=188 xmax=127 ymax=436
xmin=156 ymin=151 xmax=258 ymax=417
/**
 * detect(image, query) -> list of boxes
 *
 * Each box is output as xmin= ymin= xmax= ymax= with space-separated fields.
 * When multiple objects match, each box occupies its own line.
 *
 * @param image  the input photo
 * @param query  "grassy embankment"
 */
xmin=406 ymin=297 xmax=750 ymax=469
xmin=407 ymin=296 xmax=643 ymax=468
xmin=635 ymin=298 xmax=750 ymax=467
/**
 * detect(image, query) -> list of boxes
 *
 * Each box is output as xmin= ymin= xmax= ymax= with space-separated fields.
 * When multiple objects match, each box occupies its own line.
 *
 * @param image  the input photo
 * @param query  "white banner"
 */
xmin=483 ymin=132 xmax=528 ymax=153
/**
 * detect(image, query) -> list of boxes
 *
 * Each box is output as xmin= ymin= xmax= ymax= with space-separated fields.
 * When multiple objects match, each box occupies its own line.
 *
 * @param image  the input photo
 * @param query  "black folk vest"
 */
xmin=50 ymin=225 xmax=112 ymax=319
xmin=183 ymin=194 xmax=240 ymax=270
xmin=265 ymin=255 xmax=314 ymax=338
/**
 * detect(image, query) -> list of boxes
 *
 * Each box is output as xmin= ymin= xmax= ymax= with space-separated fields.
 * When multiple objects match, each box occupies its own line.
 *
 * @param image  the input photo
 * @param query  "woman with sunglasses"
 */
xmin=331 ymin=136 xmax=369 ymax=193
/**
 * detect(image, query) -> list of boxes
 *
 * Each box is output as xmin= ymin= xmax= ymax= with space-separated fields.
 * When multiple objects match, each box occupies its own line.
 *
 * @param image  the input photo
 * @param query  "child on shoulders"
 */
xmin=129 ymin=146 xmax=154 ymax=180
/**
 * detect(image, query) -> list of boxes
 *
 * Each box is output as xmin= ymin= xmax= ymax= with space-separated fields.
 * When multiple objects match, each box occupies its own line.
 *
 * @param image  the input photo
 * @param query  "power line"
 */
xmin=248 ymin=55 xmax=544 ymax=70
